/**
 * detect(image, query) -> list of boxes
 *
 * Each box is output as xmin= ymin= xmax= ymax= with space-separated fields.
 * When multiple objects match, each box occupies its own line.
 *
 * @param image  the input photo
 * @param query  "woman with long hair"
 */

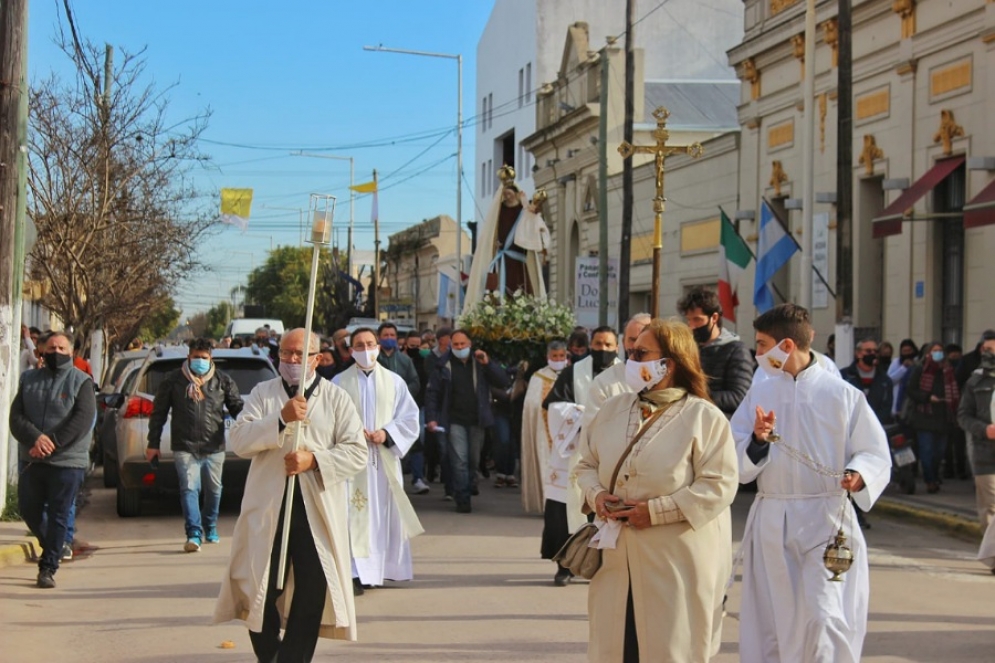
xmin=575 ymin=319 xmax=738 ymax=662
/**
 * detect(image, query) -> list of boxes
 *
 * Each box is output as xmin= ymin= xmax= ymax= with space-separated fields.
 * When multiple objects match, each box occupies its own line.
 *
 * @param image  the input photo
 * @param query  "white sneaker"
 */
xmin=412 ymin=478 xmax=430 ymax=495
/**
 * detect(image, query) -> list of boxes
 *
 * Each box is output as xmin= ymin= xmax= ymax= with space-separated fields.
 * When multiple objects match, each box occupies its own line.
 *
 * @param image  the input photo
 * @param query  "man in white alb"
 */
xmin=732 ymin=304 xmax=891 ymax=663
xmin=333 ymin=327 xmax=423 ymax=593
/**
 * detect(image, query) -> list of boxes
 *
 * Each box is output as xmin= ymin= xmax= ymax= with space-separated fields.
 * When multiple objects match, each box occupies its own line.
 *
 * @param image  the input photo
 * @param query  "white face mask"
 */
xmin=548 ymin=359 xmax=568 ymax=372
xmin=758 ymin=341 xmax=790 ymax=377
xmin=624 ymin=358 xmax=669 ymax=393
xmin=352 ymin=348 xmax=380 ymax=369
xmin=279 ymin=361 xmax=314 ymax=385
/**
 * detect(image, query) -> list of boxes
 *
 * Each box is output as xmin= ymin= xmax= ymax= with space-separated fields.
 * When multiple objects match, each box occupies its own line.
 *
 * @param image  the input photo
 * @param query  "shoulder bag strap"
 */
xmin=607 ymin=405 xmax=669 ymax=495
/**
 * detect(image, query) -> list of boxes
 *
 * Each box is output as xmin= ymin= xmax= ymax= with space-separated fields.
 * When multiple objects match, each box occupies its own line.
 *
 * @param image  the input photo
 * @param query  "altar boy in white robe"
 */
xmin=333 ymin=327 xmax=424 ymax=591
xmin=731 ymin=303 xmax=891 ymax=663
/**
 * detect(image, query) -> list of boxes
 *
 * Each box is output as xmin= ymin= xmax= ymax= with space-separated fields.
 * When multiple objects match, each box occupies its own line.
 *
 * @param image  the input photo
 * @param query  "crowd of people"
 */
xmin=13 ymin=289 xmax=995 ymax=662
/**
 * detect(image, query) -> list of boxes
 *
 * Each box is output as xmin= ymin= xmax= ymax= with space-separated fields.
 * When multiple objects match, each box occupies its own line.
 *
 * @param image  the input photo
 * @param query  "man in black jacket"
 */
xmin=146 ymin=338 xmax=243 ymax=552
xmin=677 ymin=287 xmax=754 ymax=417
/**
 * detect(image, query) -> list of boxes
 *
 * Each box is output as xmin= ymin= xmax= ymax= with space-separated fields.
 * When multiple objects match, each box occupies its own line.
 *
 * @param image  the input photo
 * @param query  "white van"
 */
xmin=224 ymin=318 xmax=286 ymax=341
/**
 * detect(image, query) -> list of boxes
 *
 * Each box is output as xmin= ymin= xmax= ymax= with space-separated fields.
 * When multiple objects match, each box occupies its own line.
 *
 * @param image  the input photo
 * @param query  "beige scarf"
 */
xmin=181 ymin=360 xmax=215 ymax=401
xmin=636 ymin=387 xmax=687 ymax=424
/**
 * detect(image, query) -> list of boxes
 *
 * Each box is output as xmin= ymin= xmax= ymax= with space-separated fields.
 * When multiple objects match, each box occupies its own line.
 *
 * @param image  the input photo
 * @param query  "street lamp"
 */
xmin=290 ymin=152 xmax=355 ymax=285
xmin=364 ymin=43 xmax=463 ymax=316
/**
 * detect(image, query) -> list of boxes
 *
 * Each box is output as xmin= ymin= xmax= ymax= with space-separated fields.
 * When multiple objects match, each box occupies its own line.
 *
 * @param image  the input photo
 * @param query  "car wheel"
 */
xmin=103 ymin=449 xmax=119 ymax=488
xmin=116 ymin=484 xmax=142 ymax=517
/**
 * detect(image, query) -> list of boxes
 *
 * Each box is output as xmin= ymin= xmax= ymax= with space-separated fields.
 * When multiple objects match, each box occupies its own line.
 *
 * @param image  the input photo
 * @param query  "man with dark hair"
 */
xmin=841 ymin=338 xmax=893 ymax=423
xmin=567 ymin=330 xmax=590 ymax=363
xmin=146 ymin=337 xmax=243 ymax=552
xmin=677 ymin=286 xmax=754 ymax=417
xmin=732 ymin=303 xmax=891 ymax=662
xmin=424 ymin=328 xmax=451 ymax=491
xmin=10 ymin=331 xmax=95 ymax=588
xmin=376 ymin=322 xmax=420 ymax=398
xmin=330 ymin=329 xmax=353 ymax=376
xmin=956 ymin=330 xmax=995 ymax=386
xmin=425 ymin=330 xmax=509 ymax=513
xmin=404 ymin=330 xmax=430 ymax=495
xmin=958 ymin=330 xmax=995 ymax=532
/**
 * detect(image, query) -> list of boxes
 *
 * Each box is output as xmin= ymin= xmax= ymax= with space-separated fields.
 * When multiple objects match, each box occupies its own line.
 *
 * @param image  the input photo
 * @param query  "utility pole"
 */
xmin=598 ymin=42 xmax=612 ymax=326
xmin=0 ymin=0 xmax=28 ymax=499
xmin=372 ymin=169 xmax=381 ymax=320
xmin=836 ymin=0 xmax=854 ymax=348
xmin=618 ymin=0 xmax=636 ymax=326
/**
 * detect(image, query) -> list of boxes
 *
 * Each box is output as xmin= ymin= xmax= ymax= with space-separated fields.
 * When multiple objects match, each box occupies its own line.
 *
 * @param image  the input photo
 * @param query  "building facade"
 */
xmin=523 ymin=24 xmax=740 ymax=325
xmin=383 ymin=215 xmax=470 ymax=330
xmin=729 ymin=0 xmax=995 ymax=346
xmin=475 ymin=0 xmax=742 ymax=223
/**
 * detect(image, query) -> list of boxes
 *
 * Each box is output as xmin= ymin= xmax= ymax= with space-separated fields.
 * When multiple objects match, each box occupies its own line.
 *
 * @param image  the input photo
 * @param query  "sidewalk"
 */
xmin=875 ymin=474 xmax=984 ymax=541
xmin=0 ymin=519 xmax=36 ymax=569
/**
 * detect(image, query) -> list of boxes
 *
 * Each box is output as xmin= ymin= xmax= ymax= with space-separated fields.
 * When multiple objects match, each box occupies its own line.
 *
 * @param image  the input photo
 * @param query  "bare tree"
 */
xmin=27 ymin=32 xmax=214 ymax=347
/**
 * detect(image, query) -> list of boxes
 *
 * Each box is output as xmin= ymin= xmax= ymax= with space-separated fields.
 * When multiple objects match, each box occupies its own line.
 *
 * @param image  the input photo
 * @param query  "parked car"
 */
xmin=93 ymin=349 xmax=151 ymax=470
xmin=110 ymin=345 xmax=277 ymax=517
xmin=99 ymin=361 xmax=145 ymax=488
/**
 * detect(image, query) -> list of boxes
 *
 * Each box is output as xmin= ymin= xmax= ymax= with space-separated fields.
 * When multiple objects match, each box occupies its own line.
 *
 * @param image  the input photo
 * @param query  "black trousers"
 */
xmin=249 ymin=482 xmax=328 ymax=663
xmin=624 ymin=583 xmax=639 ymax=663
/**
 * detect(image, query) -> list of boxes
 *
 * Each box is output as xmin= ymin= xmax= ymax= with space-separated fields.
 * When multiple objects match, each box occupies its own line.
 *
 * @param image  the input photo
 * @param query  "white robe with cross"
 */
xmin=334 ymin=364 xmax=423 ymax=586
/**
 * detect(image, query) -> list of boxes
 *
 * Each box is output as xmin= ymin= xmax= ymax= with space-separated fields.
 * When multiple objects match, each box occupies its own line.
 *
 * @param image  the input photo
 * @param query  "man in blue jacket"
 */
xmin=425 ymin=330 xmax=509 ymax=513
xmin=10 ymin=331 xmax=95 ymax=589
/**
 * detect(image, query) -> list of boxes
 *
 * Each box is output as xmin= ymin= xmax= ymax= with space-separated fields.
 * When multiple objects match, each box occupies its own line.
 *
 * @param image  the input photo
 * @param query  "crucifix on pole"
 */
xmin=618 ymin=106 xmax=703 ymax=317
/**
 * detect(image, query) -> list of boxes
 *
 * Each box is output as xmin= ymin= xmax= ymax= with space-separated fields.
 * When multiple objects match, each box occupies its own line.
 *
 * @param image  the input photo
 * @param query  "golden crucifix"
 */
xmin=618 ymin=106 xmax=703 ymax=317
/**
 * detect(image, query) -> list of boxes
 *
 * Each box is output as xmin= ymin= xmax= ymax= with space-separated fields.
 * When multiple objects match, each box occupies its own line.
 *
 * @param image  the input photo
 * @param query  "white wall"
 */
xmin=475 ymin=0 xmax=743 ymax=227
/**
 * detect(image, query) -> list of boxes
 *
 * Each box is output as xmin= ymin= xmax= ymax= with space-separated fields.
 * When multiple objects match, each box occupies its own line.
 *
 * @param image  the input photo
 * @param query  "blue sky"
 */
xmin=28 ymin=1 xmax=493 ymax=317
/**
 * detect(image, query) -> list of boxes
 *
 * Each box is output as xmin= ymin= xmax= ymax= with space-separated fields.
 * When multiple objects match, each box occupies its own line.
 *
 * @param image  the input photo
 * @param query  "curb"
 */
xmin=875 ymin=497 xmax=983 ymax=542
xmin=0 ymin=539 xmax=36 ymax=569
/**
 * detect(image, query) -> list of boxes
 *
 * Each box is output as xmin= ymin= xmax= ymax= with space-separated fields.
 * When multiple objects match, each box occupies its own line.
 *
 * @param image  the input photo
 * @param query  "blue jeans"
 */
xmin=492 ymin=414 xmax=517 ymax=477
xmin=448 ymin=423 xmax=484 ymax=505
xmin=19 ymin=463 xmax=85 ymax=573
xmin=174 ymin=451 xmax=224 ymax=539
xmin=917 ymin=431 xmax=946 ymax=485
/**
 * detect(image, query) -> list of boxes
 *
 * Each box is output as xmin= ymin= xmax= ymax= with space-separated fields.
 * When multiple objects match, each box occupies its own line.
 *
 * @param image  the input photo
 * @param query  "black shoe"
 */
xmin=37 ymin=569 xmax=56 ymax=589
xmin=471 ymin=485 xmax=480 ymax=496
xmin=352 ymin=578 xmax=365 ymax=596
xmin=554 ymin=569 xmax=572 ymax=587
xmin=456 ymin=502 xmax=472 ymax=514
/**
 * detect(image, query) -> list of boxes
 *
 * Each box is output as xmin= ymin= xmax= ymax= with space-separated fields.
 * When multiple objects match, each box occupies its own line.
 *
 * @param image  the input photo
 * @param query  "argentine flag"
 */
xmin=753 ymin=201 xmax=798 ymax=313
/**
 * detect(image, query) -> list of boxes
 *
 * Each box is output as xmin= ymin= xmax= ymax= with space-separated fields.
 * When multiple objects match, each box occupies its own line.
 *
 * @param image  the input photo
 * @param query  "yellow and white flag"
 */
xmin=220 ymin=188 xmax=253 ymax=231
xmin=350 ymin=176 xmax=378 ymax=223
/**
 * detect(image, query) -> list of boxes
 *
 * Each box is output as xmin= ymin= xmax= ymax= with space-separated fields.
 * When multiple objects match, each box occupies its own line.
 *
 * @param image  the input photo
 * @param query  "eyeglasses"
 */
xmin=278 ymin=350 xmax=320 ymax=360
xmin=629 ymin=349 xmax=662 ymax=362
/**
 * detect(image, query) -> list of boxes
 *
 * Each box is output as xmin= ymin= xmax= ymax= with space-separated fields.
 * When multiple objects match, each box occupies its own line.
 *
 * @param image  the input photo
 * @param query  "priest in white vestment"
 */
xmin=214 ymin=329 xmax=368 ymax=661
xmin=731 ymin=304 xmax=891 ymax=663
xmin=520 ymin=340 xmax=569 ymax=514
xmin=333 ymin=328 xmax=424 ymax=588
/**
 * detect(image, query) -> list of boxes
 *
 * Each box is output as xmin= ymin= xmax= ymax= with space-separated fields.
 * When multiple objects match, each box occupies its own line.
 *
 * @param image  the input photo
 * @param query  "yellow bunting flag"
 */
xmin=220 ymin=188 xmax=253 ymax=231
xmin=349 ymin=180 xmax=377 ymax=194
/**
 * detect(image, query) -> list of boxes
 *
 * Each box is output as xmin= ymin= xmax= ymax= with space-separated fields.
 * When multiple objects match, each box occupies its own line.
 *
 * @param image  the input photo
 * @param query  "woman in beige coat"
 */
xmin=575 ymin=319 xmax=738 ymax=662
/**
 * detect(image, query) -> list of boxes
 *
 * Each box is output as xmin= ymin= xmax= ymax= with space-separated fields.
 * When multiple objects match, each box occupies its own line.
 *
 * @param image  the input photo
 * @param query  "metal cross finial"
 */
xmin=617 ymin=105 xmax=704 ymax=317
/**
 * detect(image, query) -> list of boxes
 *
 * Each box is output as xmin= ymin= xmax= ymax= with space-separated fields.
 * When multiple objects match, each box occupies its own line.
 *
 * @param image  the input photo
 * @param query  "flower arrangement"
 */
xmin=458 ymin=290 xmax=577 ymax=367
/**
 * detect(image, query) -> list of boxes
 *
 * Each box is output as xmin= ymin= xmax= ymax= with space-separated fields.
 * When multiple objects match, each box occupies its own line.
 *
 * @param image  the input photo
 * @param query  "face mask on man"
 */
xmin=590 ymin=350 xmax=617 ymax=372
xmin=419 ymin=348 xmax=432 ymax=358
xmin=692 ymin=322 xmax=714 ymax=346
xmin=981 ymin=351 xmax=995 ymax=371
xmin=930 ymin=350 xmax=945 ymax=363
xmin=624 ymin=358 xmax=669 ymax=393
xmin=548 ymin=359 xmax=568 ymax=372
xmin=859 ymin=353 xmax=876 ymax=368
xmin=352 ymin=348 xmax=380 ymax=369
xmin=380 ymin=338 xmax=398 ymax=351
xmin=189 ymin=358 xmax=211 ymax=376
xmin=279 ymin=361 xmax=314 ymax=385
xmin=757 ymin=341 xmax=790 ymax=377
xmin=44 ymin=351 xmax=72 ymax=370
xmin=452 ymin=347 xmax=471 ymax=361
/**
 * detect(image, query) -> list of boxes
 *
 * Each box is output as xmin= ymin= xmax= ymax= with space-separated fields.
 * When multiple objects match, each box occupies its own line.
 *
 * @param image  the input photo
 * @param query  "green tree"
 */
xmin=136 ymin=296 xmax=180 ymax=345
xmin=245 ymin=246 xmax=361 ymax=333
xmin=204 ymin=301 xmax=236 ymax=339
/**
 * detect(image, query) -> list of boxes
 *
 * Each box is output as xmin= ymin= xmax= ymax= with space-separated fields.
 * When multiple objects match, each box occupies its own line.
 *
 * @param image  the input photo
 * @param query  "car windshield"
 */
xmin=143 ymin=357 xmax=275 ymax=397
xmin=107 ymin=358 xmax=141 ymax=390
